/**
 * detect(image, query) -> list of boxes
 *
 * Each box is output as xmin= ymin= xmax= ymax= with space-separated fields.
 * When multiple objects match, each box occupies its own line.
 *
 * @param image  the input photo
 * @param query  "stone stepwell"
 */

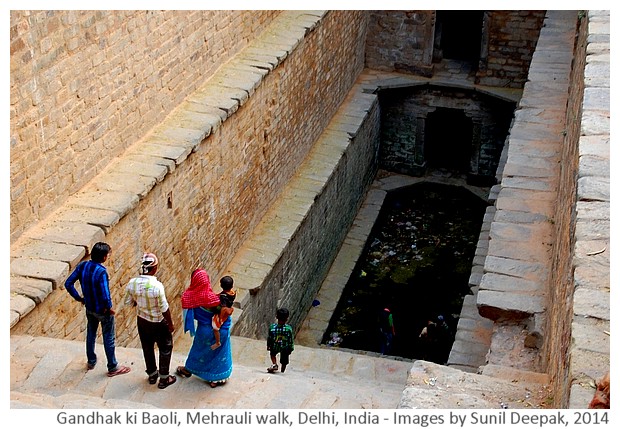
xmin=10 ymin=335 xmax=551 ymax=410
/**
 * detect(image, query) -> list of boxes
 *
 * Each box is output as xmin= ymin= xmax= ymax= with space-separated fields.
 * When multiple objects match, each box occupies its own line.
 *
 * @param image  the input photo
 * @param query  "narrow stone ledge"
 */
xmin=244 ymin=44 xmax=288 ymax=65
xmin=151 ymin=126 xmax=208 ymax=152
xmin=124 ymin=153 xmax=177 ymax=175
xmin=481 ymin=364 xmax=549 ymax=385
xmin=229 ymin=61 xmax=271 ymax=78
xmin=94 ymin=171 xmax=157 ymax=199
xmin=10 ymin=239 xmax=85 ymax=267
xmin=489 ymin=221 xmax=551 ymax=243
xmin=578 ymin=155 xmax=609 ymax=179
xmin=181 ymin=101 xmax=227 ymax=124
xmin=10 ymin=258 xmax=69 ymax=289
xmin=501 ymin=176 xmax=557 ymax=192
xmin=54 ymin=206 xmax=120 ymax=235
xmin=211 ymin=72 xmax=258 ymax=100
xmin=483 ymin=255 xmax=549 ymax=282
xmin=67 ymin=191 xmax=139 ymax=221
xmin=164 ymin=110 xmax=217 ymax=139
xmin=10 ymin=276 xmax=53 ymax=305
xmin=480 ymin=272 xmax=541 ymax=294
xmin=580 ymin=110 xmax=610 ymax=135
xmin=10 ymin=294 xmax=36 ymax=323
xmin=477 ymin=289 xmax=545 ymax=321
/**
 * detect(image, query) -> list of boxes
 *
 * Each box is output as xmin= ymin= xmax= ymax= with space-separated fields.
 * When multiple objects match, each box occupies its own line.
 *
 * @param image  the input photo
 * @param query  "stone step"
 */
xmin=11 ymin=335 xmax=411 ymax=409
xmin=398 ymin=360 xmax=552 ymax=409
xmin=481 ymin=364 xmax=550 ymax=385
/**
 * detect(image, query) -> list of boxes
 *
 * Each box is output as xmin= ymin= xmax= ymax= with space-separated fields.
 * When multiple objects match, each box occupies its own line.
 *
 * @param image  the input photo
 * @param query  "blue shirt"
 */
xmin=65 ymin=260 xmax=113 ymax=314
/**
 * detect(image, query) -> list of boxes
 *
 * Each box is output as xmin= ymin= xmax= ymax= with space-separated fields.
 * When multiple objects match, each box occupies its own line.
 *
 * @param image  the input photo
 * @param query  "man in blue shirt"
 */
xmin=65 ymin=242 xmax=130 ymax=377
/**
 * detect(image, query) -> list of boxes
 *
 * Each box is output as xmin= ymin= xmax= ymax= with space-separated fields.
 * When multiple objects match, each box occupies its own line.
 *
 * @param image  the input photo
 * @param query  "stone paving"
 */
xmin=11 ymin=334 xmax=552 ymax=410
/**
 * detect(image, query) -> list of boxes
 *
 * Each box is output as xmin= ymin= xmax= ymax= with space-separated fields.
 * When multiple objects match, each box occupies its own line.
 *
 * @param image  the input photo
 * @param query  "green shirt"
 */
xmin=267 ymin=322 xmax=294 ymax=353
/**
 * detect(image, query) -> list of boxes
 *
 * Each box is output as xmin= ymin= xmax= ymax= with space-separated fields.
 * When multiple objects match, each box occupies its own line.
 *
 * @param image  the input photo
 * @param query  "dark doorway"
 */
xmin=425 ymin=108 xmax=473 ymax=173
xmin=435 ymin=11 xmax=484 ymax=62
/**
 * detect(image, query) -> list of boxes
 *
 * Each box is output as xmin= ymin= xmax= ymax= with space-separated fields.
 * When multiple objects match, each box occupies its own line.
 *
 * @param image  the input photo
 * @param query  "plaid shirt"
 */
xmin=123 ymin=275 xmax=169 ymax=323
xmin=267 ymin=322 xmax=294 ymax=354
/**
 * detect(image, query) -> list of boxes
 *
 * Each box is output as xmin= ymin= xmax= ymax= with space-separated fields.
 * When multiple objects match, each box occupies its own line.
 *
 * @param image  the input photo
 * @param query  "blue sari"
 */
xmin=183 ymin=306 xmax=233 ymax=382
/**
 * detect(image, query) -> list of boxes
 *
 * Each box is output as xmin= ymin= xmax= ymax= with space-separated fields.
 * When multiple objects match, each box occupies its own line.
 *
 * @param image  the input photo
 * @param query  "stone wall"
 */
xmin=365 ymin=11 xmax=544 ymax=89
xmin=230 ymin=92 xmax=381 ymax=339
xmin=365 ymin=11 xmax=434 ymax=76
xmin=10 ymin=11 xmax=371 ymax=349
xmin=378 ymin=86 xmax=515 ymax=180
xmin=10 ymin=10 xmax=280 ymax=244
xmin=476 ymin=11 xmax=545 ymax=88
xmin=542 ymin=13 xmax=587 ymax=408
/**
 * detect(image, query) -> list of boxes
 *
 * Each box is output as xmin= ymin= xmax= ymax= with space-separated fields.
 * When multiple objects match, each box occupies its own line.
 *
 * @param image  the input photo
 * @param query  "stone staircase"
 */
xmin=10 ymin=335 xmax=412 ymax=409
xmin=11 ymin=334 xmax=554 ymax=410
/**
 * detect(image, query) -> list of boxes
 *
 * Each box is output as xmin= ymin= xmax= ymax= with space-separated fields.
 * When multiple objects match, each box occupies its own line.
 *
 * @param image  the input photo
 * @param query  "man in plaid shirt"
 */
xmin=124 ymin=252 xmax=176 ymax=389
xmin=267 ymin=307 xmax=294 ymax=373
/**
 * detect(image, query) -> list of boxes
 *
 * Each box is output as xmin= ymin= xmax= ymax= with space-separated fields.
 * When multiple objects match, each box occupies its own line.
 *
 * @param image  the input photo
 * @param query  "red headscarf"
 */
xmin=181 ymin=268 xmax=220 ymax=309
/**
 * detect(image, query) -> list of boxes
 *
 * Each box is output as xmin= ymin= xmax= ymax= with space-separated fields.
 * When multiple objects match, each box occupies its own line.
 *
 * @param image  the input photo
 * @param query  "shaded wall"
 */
xmin=365 ymin=11 xmax=545 ymax=88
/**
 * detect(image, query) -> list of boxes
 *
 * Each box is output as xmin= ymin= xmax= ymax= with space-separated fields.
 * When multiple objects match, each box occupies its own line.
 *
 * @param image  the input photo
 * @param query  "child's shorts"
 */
xmin=271 ymin=350 xmax=291 ymax=365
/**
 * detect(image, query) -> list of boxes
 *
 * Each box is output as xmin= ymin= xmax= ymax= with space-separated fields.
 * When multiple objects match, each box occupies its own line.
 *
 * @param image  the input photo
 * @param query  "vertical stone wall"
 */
xmin=232 ymin=94 xmax=382 ymax=339
xmin=476 ymin=11 xmax=545 ymax=88
xmin=378 ymin=86 xmax=515 ymax=179
xmin=365 ymin=11 xmax=434 ymax=76
xmin=10 ymin=10 xmax=280 ymax=244
xmin=542 ymin=13 xmax=586 ymax=408
xmin=364 ymin=11 xmax=544 ymax=89
xmin=10 ymin=11 xmax=371 ymax=348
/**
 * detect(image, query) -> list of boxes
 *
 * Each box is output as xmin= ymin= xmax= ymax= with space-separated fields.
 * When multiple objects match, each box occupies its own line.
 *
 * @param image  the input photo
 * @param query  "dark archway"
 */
xmin=424 ymin=107 xmax=473 ymax=173
xmin=435 ymin=11 xmax=484 ymax=62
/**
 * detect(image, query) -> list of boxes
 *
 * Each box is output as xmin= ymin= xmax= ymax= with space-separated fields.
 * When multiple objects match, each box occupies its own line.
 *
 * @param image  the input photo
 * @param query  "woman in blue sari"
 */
xmin=176 ymin=268 xmax=232 ymax=387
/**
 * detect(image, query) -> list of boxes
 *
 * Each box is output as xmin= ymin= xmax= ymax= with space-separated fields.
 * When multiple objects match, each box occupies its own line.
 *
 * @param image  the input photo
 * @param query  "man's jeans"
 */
xmin=86 ymin=309 xmax=118 ymax=372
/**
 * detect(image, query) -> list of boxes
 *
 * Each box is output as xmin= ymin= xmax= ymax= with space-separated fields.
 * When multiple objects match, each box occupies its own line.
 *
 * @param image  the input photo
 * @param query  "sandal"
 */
xmin=158 ymin=375 xmax=177 ymax=389
xmin=208 ymin=380 xmax=226 ymax=388
xmin=267 ymin=364 xmax=278 ymax=373
xmin=107 ymin=365 xmax=131 ymax=377
xmin=176 ymin=366 xmax=192 ymax=378
xmin=87 ymin=362 xmax=96 ymax=370
xmin=148 ymin=373 xmax=158 ymax=385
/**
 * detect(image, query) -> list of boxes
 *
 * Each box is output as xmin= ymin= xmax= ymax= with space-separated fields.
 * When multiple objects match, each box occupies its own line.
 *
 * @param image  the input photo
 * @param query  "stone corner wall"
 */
xmin=10 ymin=11 xmax=371 ymax=350
xmin=230 ymin=90 xmax=381 ymax=339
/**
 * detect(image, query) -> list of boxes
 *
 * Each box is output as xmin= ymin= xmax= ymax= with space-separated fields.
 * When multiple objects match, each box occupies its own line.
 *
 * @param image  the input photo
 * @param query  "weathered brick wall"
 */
xmin=10 ymin=11 xmax=371 ymax=348
xmin=365 ymin=11 xmax=434 ymax=76
xmin=232 ymin=96 xmax=381 ymax=339
xmin=542 ymin=13 xmax=587 ymax=408
xmin=378 ymin=86 xmax=515 ymax=179
xmin=10 ymin=10 xmax=280 ymax=244
xmin=365 ymin=11 xmax=544 ymax=89
xmin=476 ymin=11 xmax=545 ymax=88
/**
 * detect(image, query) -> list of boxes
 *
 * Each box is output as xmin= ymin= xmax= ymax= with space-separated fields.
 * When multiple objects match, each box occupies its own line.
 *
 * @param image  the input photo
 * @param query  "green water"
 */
xmin=323 ymin=182 xmax=488 ymax=362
